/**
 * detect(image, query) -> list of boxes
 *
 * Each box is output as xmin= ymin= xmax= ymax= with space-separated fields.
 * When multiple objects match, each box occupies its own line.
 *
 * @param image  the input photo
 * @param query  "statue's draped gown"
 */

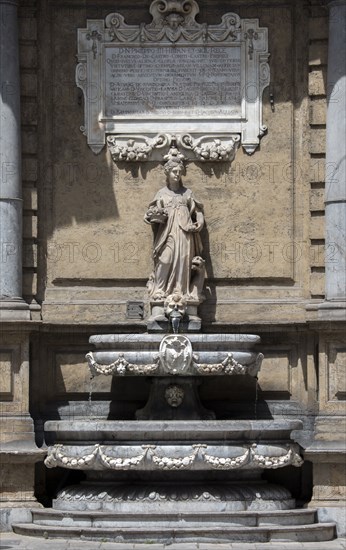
xmin=147 ymin=186 xmax=203 ymax=299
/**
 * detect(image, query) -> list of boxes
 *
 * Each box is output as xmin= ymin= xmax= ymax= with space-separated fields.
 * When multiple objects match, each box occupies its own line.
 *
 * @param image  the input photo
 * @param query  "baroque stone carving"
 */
xmin=106 ymin=0 xmax=239 ymax=45
xmin=57 ymin=483 xmax=293 ymax=505
xmin=76 ymin=0 xmax=270 ymax=156
xmin=107 ymin=134 xmax=168 ymax=162
xmin=86 ymin=352 xmax=160 ymax=377
xmin=145 ymin=156 xmax=205 ymax=323
xmin=192 ymin=352 xmax=263 ymax=377
xmin=165 ymin=384 xmax=185 ymax=407
xmin=45 ymin=443 xmax=303 ymax=472
xmin=85 ymin=337 xmax=263 ymax=378
xmin=179 ymin=134 xmax=240 ymax=162
xmin=159 ymin=335 xmax=193 ymax=374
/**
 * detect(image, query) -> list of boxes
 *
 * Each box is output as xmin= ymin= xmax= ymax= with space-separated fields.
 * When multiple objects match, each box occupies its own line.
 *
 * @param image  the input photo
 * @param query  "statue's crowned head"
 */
xmin=163 ymin=146 xmax=186 ymax=178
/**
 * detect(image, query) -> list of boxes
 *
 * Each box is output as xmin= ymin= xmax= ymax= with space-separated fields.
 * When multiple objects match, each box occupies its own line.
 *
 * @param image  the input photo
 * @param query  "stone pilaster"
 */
xmin=0 ymin=0 xmax=29 ymax=320
xmin=320 ymin=0 xmax=346 ymax=318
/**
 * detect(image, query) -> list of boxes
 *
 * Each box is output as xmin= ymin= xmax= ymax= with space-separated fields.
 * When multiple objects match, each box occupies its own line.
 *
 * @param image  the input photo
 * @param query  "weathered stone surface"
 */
xmin=19 ymin=44 xmax=37 ymax=69
xmin=2 ymin=0 xmax=345 ymax=540
xmin=309 ymin=41 xmax=328 ymax=66
xmin=23 ymin=214 xmax=37 ymax=239
xmin=22 ymin=272 xmax=37 ymax=296
xmin=23 ymin=187 xmax=37 ymax=210
xmin=310 ymin=99 xmax=327 ymax=125
xmin=310 ymin=129 xmax=327 ymax=154
xmin=309 ymin=69 xmax=327 ymax=96
xmin=18 ymin=17 xmax=37 ymax=41
xmin=309 ymin=17 xmax=328 ymax=40
xmin=310 ymin=244 xmax=325 ymax=268
xmin=310 ymin=188 xmax=325 ymax=211
xmin=21 ymin=102 xmax=38 ymax=126
xmin=310 ymin=217 xmax=326 ymax=241
xmin=23 ymin=243 xmax=37 ymax=268
xmin=310 ymin=271 xmax=325 ymax=296
xmin=21 ymin=128 xmax=37 ymax=154
xmin=310 ymin=158 xmax=326 ymax=183
xmin=20 ymin=73 xmax=38 ymax=97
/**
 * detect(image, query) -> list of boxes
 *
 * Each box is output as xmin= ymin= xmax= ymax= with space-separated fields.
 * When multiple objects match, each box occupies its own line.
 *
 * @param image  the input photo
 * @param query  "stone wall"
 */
xmin=0 ymin=0 xmax=345 ymax=535
xmin=19 ymin=0 xmax=39 ymax=306
xmin=308 ymin=2 xmax=328 ymax=299
xmin=35 ymin=0 xmax=312 ymax=326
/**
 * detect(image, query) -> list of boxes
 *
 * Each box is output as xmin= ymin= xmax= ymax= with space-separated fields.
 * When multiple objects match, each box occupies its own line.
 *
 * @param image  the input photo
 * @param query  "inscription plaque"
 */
xmin=76 ymin=0 xmax=270 ymax=158
xmin=105 ymin=47 xmax=242 ymax=118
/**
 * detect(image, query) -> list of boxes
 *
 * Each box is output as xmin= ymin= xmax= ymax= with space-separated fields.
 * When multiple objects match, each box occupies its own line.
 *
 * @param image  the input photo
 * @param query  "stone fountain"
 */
xmin=13 ymin=154 xmax=335 ymax=543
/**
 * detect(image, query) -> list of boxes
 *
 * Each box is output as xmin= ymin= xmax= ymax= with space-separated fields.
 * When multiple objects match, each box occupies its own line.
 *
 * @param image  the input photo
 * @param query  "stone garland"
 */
xmin=86 ymin=351 xmax=262 ymax=377
xmin=45 ymin=443 xmax=303 ymax=471
xmin=203 ymin=447 xmax=250 ymax=469
xmin=151 ymin=446 xmax=200 ymax=470
xmin=250 ymin=444 xmax=303 ymax=469
xmin=192 ymin=353 xmax=262 ymax=376
xmin=86 ymin=352 xmax=160 ymax=377
xmin=179 ymin=134 xmax=240 ymax=162
xmin=107 ymin=135 xmax=167 ymax=162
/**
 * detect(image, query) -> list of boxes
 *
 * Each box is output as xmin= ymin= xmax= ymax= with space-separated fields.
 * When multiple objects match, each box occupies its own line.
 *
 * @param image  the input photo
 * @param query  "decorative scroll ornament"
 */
xmin=76 ymin=0 xmax=270 ymax=156
xmin=107 ymin=134 xmax=168 ymax=162
xmin=179 ymin=134 xmax=240 ymax=162
xmin=106 ymin=134 xmax=240 ymax=163
xmin=45 ymin=443 xmax=303 ymax=471
xmin=105 ymin=0 xmax=240 ymax=44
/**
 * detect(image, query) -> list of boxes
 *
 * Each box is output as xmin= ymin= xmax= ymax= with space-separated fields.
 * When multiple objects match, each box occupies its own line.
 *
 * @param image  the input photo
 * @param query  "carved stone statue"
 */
xmin=145 ymin=153 xmax=205 ymax=325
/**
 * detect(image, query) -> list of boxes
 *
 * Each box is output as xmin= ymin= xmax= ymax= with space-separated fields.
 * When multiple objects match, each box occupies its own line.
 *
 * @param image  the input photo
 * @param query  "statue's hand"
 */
xmin=188 ymin=222 xmax=202 ymax=233
xmin=145 ymin=206 xmax=168 ymax=224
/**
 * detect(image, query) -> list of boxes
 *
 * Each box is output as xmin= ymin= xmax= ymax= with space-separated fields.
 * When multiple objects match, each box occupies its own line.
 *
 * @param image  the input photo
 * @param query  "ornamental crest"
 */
xmin=159 ymin=335 xmax=193 ymax=374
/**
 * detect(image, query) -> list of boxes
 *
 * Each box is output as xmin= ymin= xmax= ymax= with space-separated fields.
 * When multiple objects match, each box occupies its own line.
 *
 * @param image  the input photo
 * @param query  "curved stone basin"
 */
xmin=44 ymin=420 xmax=303 ymax=473
xmin=87 ymin=333 xmax=263 ymax=378
xmin=45 ymin=419 xmax=302 ymax=442
xmin=90 ymin=334 xmax=261 ymax=349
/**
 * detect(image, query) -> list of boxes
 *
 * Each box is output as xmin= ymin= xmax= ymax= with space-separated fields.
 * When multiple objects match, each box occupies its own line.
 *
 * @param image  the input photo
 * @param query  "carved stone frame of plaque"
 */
xmin=76 ymin=0 xmax=270 ymax=162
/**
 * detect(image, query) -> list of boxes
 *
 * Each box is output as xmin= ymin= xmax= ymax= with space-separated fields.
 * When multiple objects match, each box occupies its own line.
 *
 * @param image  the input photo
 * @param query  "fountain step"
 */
xmin=30 ymin=508 xmax=317 ymax=527
xmin=12 ymin=519 xmax=336 ymax=543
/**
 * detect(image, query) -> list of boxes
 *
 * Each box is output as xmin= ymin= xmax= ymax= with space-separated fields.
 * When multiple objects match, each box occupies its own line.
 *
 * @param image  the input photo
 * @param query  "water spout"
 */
xmin=170 ymin=307 xmax=182 ymax=333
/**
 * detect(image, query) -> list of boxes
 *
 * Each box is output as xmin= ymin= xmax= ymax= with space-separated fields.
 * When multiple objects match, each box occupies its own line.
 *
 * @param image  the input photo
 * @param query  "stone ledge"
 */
xmin=0 ymin=441 xmax=46 ymax=464
xmin=304 ymin=441 xmax=346 ymax=463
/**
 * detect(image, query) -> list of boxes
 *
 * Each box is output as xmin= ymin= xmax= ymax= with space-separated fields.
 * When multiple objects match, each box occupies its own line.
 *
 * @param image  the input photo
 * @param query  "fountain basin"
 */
xmin=90 ymin=333 xmax=261 ymax=349
xmin=45 ymin=420 xmax=302 ymax=442
xmin=44 ymin=420 xmax=303 ymax=472
xmin=87 ymin=333 xmax=263 ymax=378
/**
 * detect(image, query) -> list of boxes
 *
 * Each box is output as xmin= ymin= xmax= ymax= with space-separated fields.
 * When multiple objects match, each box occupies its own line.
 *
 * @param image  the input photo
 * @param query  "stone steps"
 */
xmin=12 ymin=509 xmax=336 ymax=543
xmin=30 ymin=508 xmax=317 ymax=527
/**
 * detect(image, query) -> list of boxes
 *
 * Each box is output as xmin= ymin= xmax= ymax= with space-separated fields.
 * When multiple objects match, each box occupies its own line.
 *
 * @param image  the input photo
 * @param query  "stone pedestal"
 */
xmin=305 ymin=441 xmax=346 ymax=536
xmin=0 ymin=332 xmax=45 ymax=530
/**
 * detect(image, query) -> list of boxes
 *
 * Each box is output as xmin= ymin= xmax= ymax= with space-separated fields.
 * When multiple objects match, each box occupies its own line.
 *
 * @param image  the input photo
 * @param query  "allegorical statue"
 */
xmin=144 ymin=150 xmax=205 ymax=324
